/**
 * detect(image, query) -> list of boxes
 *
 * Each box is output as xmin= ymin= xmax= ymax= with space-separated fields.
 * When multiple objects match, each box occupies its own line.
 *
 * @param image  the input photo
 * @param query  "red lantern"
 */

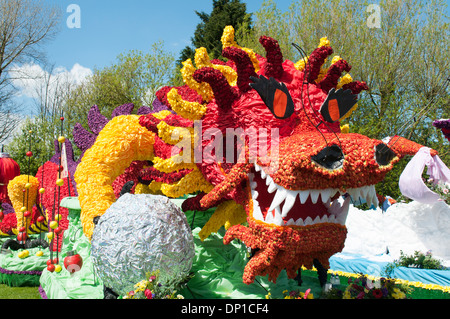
xmin=64 ymin=250 xmax=83 ymax=274
xmin=0 ymin=149 xmax=20 ymax=205
xmin=17 ymin=232 xmax=27 ymax=242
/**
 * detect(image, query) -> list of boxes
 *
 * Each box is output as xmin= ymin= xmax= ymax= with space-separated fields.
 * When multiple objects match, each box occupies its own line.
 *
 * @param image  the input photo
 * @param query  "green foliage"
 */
xmin=384 ymin=250 xmax=446 ymax=277
xmin=6 ymin=115 xmax=62 ymax=176
xmin=63 ymin=40 xmax=176 ymax=140
xmin=178 ymin=0 xmax=252 ymax=64
xmin=122 ymin=270 xmax=192 ymax=299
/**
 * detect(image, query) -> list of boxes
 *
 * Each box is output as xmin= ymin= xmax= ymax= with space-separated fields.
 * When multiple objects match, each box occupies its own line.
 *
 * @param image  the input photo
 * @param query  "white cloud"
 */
xmin=9 ymin=63 xmax=92 ymax=100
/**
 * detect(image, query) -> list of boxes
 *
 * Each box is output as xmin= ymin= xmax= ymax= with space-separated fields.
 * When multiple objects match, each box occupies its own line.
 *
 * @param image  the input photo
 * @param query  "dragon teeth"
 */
xmin=347 ymin=185 xmax=379 ymax=208
xmin=281 ymin=190 xmax=297 ymax=217
xmin=268 ymin=187 xmax=287 ymax=213
xmin=251 ymin=164 xmax=374 ymax=227
xmin=299 ymin=190 xmax=309 ymax=204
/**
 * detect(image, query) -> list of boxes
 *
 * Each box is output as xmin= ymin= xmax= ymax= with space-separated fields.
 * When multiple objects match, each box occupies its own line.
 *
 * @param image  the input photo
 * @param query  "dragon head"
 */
xmin=146 ymin=26 xmax=435 ymax=283
xmin=75 ymin=26 xmax=436 ymax=284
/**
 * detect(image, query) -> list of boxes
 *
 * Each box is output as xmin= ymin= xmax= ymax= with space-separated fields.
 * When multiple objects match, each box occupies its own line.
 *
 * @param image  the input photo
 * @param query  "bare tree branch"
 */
xmin=0 ymin=0 xmax=61 ymax=142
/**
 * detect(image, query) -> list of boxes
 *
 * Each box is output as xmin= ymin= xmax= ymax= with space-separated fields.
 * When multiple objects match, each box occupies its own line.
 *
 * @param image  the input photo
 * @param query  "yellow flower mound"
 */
xmin=7 ymin=175 xmax=39 ymax=231
xmin=134 ymin=182 xmax=163 ymax=195
xmin=152 ymin=156 xmax=197 ymax=174
xmin=181 ymin=59 xmax=215 ymax=102
xmin=294 ymin=56 xmax=308 ymax=71
xmin=198 ymin=200 xmax=247 ymax=241
xmin=160 ymin=170 xmax=213 ymax=199
xmin=221 ymin=25 xmax=260 ymax=73
xmin=156 ymin=121 xmax=194 ymax=146
xmin=74 ymin=115 xmax=155 ymax=240
xmin=340 ymin=124 xmax=350 ymax=134
xmin=152 ymin=110 xmax=173 ymax=120
xmin=166 ymin=88 xmax=207 ymax=121
xmin=194 ymin=47 xmax=237 ymax=87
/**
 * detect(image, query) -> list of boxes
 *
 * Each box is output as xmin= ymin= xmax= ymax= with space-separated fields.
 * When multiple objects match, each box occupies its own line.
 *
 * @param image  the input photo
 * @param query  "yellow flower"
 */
xmin=152 ymin=110 xmax=173 ymax=120
xmin=166 ymin=88 xmax=207 ymax=121
xmin=337 ymin=73 xmax=353 ymax=89
xmin=160 ymin=170 xmax=212 ymax=198
xmin=331 ymin=55 xmax=342 ymax=64
xmin=392 ymin=287 xmax=406 ymax=299
xmin=74 ymin=115 xmax=155 ymax=240
xmin=294 ymin=57 xmax=308 ymax=71
xmin=318 ymin=37 xmax=330 ymax=47
xmin=194 ymin=47 xmax=237 ymax=87
xmin=153 ymin=156 xmax=197 ymax=173
xmin=220 ymin=25 xmax=260 ymax=72
xmin=198 ymin=200 xmax=246 ymax=241
xmin=156 ymin=120 xmax=194 ymax=146
xmin=181 ymin=59 xmax=214 ymax=102
xmin=340 ymin=124 xmax=350 ymax=134
xmin=7 ymin=175 xmax=39 ymax=231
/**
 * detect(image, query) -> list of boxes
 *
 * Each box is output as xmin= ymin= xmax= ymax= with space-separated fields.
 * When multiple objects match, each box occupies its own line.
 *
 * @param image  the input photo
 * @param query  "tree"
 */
xmin=0 ymin=0 xmax=62 ymax=143
xmin=236 ymin=0 xmax=449 ymax=199
xmin=63 ymin=41 xmax=176 ymax=142
xmin=178 ymin=0 xmax=252 ymax=65
xmin=6 ymin=63 xmax=75 ymax=174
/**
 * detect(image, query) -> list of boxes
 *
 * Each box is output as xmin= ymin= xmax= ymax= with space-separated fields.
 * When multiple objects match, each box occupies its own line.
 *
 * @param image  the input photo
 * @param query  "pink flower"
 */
xmin=303 ymin=289 xmax=311 ymax=299
xmin=443 ymin=188 xmax=449 ymax=194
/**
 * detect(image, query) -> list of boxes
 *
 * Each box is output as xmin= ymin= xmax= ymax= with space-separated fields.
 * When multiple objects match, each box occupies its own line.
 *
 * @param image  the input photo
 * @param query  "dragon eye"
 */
xmin=374 ymin=143 xmax=396 ymax=166
xmin=249 ymin=75 xmax=295 ymax=119
xmin=312 ymin=145 xmax=344 ymax=170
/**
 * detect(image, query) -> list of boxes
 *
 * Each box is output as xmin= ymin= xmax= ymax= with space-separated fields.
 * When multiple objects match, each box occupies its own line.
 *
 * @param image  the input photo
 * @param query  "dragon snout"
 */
xmin=311 ymin=145 xmax=345 ymax=170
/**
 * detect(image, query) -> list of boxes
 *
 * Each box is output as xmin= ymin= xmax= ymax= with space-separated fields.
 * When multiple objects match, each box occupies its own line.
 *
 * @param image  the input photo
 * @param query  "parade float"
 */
xmin=1 ymin=26 xmax=449 ymax=299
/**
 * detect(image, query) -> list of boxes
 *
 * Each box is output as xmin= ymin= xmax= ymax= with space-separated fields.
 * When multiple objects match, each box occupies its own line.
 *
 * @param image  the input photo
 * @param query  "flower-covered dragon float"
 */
xmin=73 ymin=26 xmax=437 ymax=287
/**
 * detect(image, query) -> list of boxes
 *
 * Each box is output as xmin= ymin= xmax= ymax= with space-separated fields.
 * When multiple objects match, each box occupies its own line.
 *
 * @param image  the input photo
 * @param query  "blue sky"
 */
xmin=44 ymin=0 xmax=450 ymax=72
xmin=10 ymin=0 xmax=450 ymax=119
xmin=45 ymin=0 xmax=294 ymax=71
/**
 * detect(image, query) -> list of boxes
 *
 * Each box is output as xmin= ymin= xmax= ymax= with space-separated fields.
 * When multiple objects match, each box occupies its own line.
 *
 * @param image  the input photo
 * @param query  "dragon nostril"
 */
xmin=375 ymin=143 xmax=396 ymax=166
xmin=312 ymin=145 xmax=344 ymax=170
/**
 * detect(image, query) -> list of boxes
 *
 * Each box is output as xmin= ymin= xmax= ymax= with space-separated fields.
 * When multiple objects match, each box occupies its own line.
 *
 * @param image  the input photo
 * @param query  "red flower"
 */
xmin=145 ymin=289 xmax=153 ymax=299
xmin=372 ymin=289 xmax=383 ymax=299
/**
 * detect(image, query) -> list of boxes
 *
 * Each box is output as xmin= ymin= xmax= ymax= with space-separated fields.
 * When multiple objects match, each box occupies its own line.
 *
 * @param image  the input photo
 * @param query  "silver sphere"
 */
xmin=91 ymin=194 xmax=195 ymax=296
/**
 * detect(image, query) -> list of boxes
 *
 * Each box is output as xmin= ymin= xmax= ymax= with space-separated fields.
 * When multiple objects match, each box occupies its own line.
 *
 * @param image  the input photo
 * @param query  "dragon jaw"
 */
xmin=249 ymin=164 xmax=359 ymax=228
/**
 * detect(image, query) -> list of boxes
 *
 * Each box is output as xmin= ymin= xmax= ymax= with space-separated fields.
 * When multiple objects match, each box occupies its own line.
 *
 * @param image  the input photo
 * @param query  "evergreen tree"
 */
xmin=178 ymin=0 xmax=252 ymax=65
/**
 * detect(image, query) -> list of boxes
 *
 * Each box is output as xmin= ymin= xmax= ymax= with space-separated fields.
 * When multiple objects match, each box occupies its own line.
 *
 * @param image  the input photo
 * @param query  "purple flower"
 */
xmin=433 ymin=119 xmax=450 ymax=130
xmin=73 ymin=104 xmax=136 ymax=163
xmin=87 ymin=105 xmax=109 ymax=135
xmin=0 ymin=202 xmax=14 ymax=215
xmin=137 ymin=106 xmax=152 ymax=115
xmin=151 ymin=97 xmax=171 ymax=113
xmin=433 ymin=119 xmax=450 ymax=142
xmin=111 ymin=103 xmax=134 ymax=118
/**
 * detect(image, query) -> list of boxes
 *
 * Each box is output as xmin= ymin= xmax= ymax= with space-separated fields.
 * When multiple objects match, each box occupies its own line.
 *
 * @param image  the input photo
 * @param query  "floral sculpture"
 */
xmin=0 ymin=140 xmax=78 ymax=252
xmin=74 ymin=26 xmax=436 ymax=285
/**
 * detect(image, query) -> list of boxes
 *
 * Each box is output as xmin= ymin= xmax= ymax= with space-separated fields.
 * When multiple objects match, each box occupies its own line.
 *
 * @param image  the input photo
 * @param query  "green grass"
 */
xmin=0 ymin=274 xmax=448 ymax=299
xmin=0 ymin=284 xmax=41 ymax=299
